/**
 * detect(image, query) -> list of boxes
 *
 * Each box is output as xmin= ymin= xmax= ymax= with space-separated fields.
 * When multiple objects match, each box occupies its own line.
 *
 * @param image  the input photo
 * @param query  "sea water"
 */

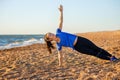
xmin=0 ymin=35 xmax=44 ymax=50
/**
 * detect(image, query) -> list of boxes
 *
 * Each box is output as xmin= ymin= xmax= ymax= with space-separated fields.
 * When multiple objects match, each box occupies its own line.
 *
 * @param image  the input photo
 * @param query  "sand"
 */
xmin=0 ymin=30 xmax=120 ymax=80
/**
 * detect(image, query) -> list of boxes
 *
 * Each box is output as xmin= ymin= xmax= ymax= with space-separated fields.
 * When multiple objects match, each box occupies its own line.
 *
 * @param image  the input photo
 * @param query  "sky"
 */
xmin=0 ymin=0 xmax=120 ymax=34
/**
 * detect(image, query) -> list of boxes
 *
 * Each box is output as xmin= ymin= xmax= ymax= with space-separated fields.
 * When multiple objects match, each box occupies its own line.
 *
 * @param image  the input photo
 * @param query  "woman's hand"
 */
xmin=58 ymin=5 xmax=63 ymax=12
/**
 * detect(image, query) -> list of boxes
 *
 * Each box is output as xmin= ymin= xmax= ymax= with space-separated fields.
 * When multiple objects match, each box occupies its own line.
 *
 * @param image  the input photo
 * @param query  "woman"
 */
xmin=44 ymin=5 xmax=118 ymax=66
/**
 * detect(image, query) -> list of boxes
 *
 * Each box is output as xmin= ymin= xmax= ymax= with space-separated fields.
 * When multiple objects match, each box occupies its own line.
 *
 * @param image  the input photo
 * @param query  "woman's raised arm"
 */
xmin=58 ymin=5 xmax=63 ymax=30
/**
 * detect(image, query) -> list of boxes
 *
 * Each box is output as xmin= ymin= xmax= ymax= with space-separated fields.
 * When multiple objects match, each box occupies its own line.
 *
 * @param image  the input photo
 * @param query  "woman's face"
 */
xmin=46 ymin=33 xmax=56 ymax=41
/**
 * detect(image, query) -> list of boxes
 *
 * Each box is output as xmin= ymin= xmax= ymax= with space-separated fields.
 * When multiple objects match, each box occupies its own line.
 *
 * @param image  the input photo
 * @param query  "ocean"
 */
xmin=0 ymin=35 xmax=44 ymax=50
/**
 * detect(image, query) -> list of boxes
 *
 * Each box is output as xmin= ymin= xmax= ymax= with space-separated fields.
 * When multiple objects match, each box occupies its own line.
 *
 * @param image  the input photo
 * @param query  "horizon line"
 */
xmin=0 ymin=29 xmax=119 ymax=35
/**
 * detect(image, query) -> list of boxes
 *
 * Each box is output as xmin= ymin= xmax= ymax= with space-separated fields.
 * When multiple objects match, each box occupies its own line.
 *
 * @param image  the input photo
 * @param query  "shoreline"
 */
xmin=1 ymin=30 xmax=120 ymax=51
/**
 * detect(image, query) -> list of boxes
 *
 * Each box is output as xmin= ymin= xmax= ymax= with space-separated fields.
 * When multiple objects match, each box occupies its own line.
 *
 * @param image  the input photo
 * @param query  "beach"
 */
xmin=0 ymin=30 xmax=120 ymax=80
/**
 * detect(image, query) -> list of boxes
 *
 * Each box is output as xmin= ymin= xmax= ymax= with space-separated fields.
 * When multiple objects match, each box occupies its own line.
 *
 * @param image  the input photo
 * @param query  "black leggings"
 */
xmin=74 ymin=36 xmax=112 ymax=60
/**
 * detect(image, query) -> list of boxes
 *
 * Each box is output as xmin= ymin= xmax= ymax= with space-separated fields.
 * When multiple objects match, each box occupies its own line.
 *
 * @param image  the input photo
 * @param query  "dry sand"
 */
xmin=0 ymin=30 xmax=120 ymax=80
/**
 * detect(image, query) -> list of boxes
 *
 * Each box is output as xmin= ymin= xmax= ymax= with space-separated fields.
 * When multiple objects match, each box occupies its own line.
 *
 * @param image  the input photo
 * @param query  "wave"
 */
xmin=0 ymin=38 xmax=45 ymax=50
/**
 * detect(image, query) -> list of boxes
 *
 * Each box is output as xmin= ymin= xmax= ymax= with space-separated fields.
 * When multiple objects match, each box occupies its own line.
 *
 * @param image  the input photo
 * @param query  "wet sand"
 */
xmin=0 ymin=30 xmax=120 ymax=80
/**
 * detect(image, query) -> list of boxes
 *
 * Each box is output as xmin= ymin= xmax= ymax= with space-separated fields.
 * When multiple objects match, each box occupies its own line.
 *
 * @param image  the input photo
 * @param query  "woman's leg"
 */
xmin=74 ymin=36 xmax=112 ymax=60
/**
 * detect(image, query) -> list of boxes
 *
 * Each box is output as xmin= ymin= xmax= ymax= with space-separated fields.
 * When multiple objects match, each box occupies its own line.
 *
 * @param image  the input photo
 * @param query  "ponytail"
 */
xmin=44 ymin=34 xmax=55 ymax=54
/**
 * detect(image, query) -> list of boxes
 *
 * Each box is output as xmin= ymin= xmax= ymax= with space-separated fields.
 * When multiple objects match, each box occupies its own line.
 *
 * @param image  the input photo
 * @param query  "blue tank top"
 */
xmin=56 ymin=28 xmax=77 ymax=51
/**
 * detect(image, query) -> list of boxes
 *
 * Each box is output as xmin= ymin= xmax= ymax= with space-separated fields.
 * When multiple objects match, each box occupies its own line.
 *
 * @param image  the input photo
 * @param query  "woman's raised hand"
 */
xmin=58 ymin=5 xmax=63 ymax=12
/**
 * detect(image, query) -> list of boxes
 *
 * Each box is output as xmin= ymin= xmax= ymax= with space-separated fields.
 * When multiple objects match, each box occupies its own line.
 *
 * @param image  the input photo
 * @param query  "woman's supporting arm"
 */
xmin=58 ymin=50 xmax=63 ymax=67
xmin=58 ymin=5 xmax=63 ymax=30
